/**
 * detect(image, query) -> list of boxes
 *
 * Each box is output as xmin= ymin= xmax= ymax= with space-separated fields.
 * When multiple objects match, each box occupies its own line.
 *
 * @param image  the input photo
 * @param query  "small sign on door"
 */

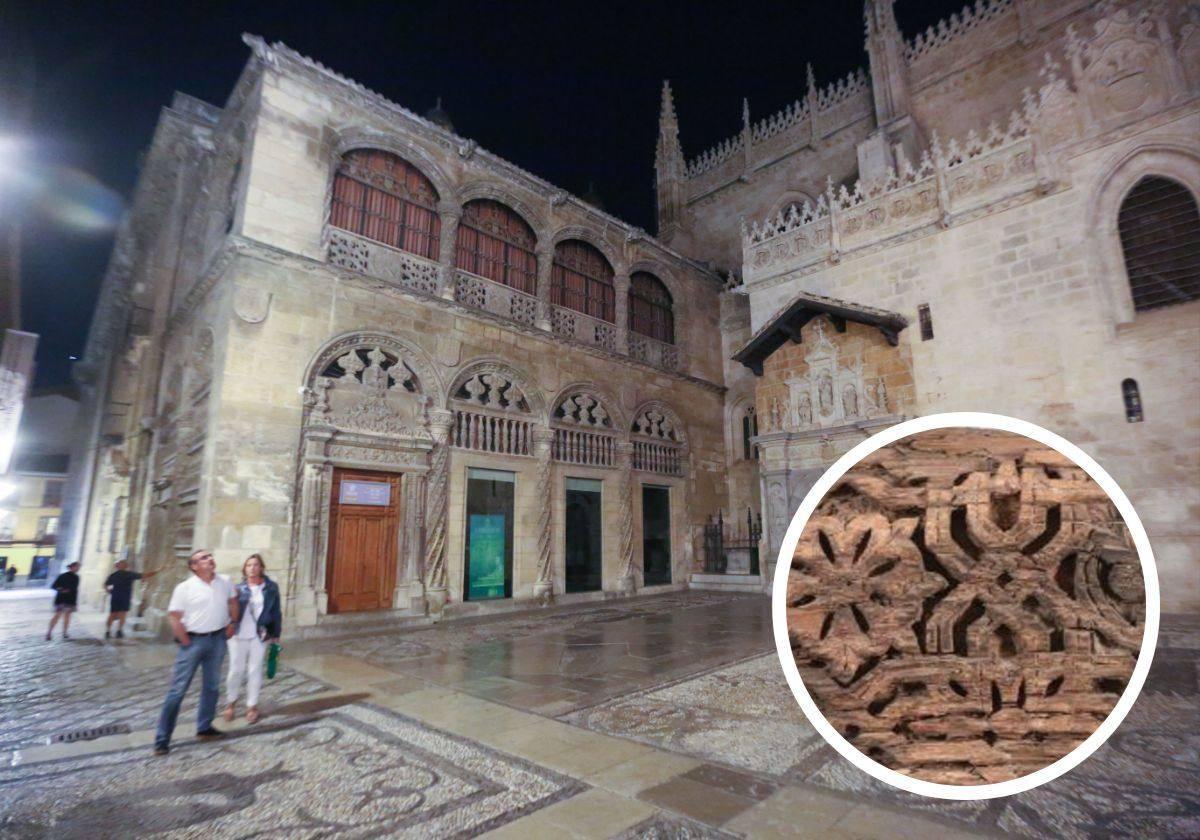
xmin=340 ymin=480 xmax=391 ymax=506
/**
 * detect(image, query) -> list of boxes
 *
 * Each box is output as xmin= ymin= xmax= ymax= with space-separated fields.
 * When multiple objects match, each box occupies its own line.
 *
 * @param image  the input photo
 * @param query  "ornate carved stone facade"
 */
xmin=787 ymin=429 xmax=1144 ymax=784
xmin=60 ymin=0 xmax=1198 ymax=633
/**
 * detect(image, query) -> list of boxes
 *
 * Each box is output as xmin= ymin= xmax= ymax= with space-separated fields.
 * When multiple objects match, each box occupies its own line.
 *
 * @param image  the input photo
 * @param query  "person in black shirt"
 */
xmin=105 ymin=559 xmax=156 ymax=639
xmin=46 ymin=561 xmax=82 ymax=641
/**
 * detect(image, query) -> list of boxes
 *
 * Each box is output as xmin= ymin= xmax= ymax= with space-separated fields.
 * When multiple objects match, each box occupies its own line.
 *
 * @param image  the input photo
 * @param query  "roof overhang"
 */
xmin=732 ymin=292 xmax=908 ymax=376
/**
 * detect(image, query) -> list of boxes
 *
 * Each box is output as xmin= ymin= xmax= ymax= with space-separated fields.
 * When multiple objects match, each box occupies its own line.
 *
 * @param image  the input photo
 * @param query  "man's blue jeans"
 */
xmin=155 ymin=632 xmax=226 ymax=748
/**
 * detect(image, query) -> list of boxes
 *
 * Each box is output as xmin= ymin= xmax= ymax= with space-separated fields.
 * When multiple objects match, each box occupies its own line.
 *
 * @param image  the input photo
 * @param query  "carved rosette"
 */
xmin=532 ymin=427 xmax=555 ymax=599
xmin=788 ymin=430 xmax=1145 ymax=785
xmin=423 ymin=409 xmax=454 ymax=599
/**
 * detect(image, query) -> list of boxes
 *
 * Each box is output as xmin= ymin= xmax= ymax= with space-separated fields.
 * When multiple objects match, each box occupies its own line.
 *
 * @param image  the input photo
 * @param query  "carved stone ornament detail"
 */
xmin=314 ymin=345 xmax=431 ymax=441
xmin=782 ymin=320 xmax=890 ymax=432
xmin=787 ymin=429 xmax=1145 ymax=785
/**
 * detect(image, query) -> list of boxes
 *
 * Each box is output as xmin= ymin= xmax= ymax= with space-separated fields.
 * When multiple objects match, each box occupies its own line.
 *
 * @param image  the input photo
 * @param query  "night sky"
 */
xmin=17 ymin=0 xmax=968 ymax=388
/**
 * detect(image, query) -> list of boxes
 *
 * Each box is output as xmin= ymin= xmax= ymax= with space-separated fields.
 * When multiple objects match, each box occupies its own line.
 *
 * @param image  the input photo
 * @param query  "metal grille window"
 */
xmin=454 ymin=200 xmax=538 ymax=294
xmin=330 ymin=150 xmax=441 ymax=260
xmin=629 ymin=272 xmax=675 ymax=344
xmin=1117 ymin=176 xmax=1200 ymax=312
xmin=918 ymin=303 xmax=934 ymax=341
xmin=741 ymin=405 xmax=758 ymax=460
xmin=552 ymin=240 xmax=615 ymax=322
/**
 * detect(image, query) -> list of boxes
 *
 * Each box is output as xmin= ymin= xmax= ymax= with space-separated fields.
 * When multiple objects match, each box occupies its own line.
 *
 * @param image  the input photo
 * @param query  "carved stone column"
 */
xmin=613 ymin=271 xmax=631 ymax=355
xmin=532 ymin=427 xmax=555 ymax=602
xmin=437 ymin=210 xmax=461 ymax=301
xmin=424 ymin=409 xmax=454 ymax=615
xmin=615 ymin=440 xmax=638 ymax=594
xmin=535 ymin=245 xmax=554 ymax=331
xmin=402 ymin=472 xmax=426 ymax=613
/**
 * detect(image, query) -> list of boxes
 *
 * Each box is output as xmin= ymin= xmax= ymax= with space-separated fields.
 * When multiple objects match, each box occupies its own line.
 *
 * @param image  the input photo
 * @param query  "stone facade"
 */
xmin=60 ymin=38 xmax=727 ymax=631
xmin=655 ymin=0 xmax=1199 ymax=610
xmin=60 ymin=0 xmax=1200 ymax=628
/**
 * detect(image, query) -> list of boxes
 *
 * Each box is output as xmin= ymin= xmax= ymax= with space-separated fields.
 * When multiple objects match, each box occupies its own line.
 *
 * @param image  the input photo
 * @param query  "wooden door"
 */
xmin=327 ymin=468 xmax=402 ymax=613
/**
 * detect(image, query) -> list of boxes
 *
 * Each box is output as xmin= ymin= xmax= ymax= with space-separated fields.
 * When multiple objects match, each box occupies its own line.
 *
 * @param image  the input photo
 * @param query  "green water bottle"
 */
xmin=266 ymin=642 xmax=281 ymax=679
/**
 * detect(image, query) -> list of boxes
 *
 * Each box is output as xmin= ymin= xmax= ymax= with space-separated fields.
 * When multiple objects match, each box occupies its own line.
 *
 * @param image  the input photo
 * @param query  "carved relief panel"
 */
xmin=310 ymin=346 xmax=432 ymax=444
xmin=782 ymin=321 xmax=890 ymax=432
xmin=786 ymin=429 xmax=1145 ymax=785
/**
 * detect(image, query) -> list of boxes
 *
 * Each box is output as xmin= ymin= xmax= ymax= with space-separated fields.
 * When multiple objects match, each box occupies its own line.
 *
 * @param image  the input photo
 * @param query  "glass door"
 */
xmin=564 ymin=478 xmax=602 ymax=593
xmin=465 ymin=468 xmax=515 ymax=600
xmin=641 ymin=485 xmax=672 ymax=586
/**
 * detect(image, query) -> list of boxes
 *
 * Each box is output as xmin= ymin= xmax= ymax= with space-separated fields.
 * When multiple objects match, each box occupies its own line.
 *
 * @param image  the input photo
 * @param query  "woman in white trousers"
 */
xmin=224 ymin=554 xmax=280 ymax=725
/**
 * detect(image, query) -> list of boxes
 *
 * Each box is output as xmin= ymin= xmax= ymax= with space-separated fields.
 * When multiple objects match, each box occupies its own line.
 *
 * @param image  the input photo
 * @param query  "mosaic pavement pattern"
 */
xmin=0 ymin=703 xmax=584 ymax=838
xmin=0 ymin=599 xmax=331 ymax=750
xmin=304 ymin=591 xmax=771 ymax=714
xmin=568 ymin=614 xmax=1200 ymax=839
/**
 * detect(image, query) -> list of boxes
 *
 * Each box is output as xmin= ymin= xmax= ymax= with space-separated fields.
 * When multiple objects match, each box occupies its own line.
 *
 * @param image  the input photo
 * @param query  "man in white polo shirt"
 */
xmin=153 ymin=548 xmax=239 ymax=755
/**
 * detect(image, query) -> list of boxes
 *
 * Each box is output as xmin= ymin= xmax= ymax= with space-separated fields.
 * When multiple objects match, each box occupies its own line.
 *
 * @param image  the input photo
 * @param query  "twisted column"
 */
xmin=616 ymin=440 xmax=637 ymax=594
xmin=424 ymin=409 xmax=454 ymax=614
xmin=532 ymin=427 xmax=555 ymax=602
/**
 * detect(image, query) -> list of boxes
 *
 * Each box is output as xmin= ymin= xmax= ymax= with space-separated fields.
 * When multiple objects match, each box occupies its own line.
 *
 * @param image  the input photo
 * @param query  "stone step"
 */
xmin=688 ymin=573 xmax=764 ymax=594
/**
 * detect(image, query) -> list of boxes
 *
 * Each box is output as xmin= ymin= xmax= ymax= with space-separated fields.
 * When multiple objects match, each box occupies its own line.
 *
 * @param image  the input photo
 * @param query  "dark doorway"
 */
xmin=642 ymin=485 xmax=672 ymax=586
xmin=464 ymin=468 xmax=514 ymax=600
xmin=565 ymin=478 xmax=603 ymax=593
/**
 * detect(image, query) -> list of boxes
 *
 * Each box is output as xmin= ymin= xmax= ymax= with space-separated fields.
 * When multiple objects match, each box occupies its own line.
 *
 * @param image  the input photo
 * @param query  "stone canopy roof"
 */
xmin=732 ymin=291 xmax=908 ymax=376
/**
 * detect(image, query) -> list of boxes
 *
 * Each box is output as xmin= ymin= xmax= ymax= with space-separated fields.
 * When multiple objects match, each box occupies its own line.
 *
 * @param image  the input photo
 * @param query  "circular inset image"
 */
xmin=771 ymin=413 xmax=1158 ymax=800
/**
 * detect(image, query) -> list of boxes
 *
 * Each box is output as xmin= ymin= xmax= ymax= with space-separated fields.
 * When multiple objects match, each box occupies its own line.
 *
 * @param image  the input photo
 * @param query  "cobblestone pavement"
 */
xmin=4 ymin=591 xmax=1189 ymax=838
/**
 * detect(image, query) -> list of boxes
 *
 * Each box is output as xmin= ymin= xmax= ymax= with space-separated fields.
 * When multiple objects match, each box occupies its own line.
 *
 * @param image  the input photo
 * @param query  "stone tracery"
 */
xmin=787 ymin=429 xmax=1145 ymax=785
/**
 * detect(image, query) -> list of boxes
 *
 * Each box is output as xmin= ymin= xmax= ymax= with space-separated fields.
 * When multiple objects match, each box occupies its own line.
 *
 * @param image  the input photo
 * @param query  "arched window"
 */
xmin=552 ymin=240 xmax=615 ymax=322
xmin=740 ymin=404 xmax=758 ymax=460
xmin=1118 ymin=176 xmax=1200 ymax=312
xmin=330 ymin=149 xmax=441 ymax=259
xmin=454 ymin=200 xmax=538 ymax=294
xmin=629 ymin=272 xmax=674 ymax=344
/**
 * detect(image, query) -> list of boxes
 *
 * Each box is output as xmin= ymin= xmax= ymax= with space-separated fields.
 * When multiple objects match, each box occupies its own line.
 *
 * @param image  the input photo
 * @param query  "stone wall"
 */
xmin=741 ymin=111 xmax=1200 ymax=610
xmin=205 ymin=250 xmax=727 ymax=619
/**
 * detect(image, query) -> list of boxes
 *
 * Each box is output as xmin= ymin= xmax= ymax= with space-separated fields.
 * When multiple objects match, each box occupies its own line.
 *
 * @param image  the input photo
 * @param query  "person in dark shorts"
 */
xmin=105 ymin=559 xmax=157 ymax=639
xmin=46 ymin=562 xmax=82 ymax=640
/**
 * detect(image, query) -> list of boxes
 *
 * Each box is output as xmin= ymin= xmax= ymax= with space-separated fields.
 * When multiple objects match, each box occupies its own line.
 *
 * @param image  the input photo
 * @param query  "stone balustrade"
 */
xmin=628 ymin=332 xmax=680 ymax=372
xmin=326 ymin=227 xmax=682 ymax=375
xmin=453 ymin=270 xmax=540 ymax=327
xmin=327 ymin=228 xmax=440 ymax=296
xmin=552 ymin=427 xmax=616 ymax=467
xmin=549 ymin=305 xmax=617 ymax=354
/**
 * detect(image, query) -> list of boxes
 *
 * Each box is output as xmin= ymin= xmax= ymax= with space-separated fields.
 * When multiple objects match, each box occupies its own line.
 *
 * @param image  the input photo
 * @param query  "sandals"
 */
xmin=223 ymin=703 xmax=236 ymax=722
xmin=246 ymin=707 xmax=260 ymax=725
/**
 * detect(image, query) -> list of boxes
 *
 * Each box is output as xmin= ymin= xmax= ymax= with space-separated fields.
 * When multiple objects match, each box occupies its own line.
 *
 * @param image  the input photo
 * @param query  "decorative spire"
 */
xmin=655 ymin=80 xmax=685 ymax=241
xmin=863 ymin=0 xmax=911 ymax=127
xmin=806 ymin=63 xmax=817 ymax=95
xmin=742 ymin=98 xmax=753 ymax=172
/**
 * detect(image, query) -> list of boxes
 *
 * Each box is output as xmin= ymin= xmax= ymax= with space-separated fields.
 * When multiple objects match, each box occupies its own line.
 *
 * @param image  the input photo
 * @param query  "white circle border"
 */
xmin=770 ymin=411 xmax=1160 ymax=800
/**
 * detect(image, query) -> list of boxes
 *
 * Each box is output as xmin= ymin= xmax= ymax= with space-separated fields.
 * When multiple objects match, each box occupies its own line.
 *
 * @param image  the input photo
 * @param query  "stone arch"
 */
xmin=446 ymin=358 xmax=546 ymax=417
xmin=771 ymin=190 xmax=818 ymax=219
xmin=627 ymin=259 xmax=687 ymax=335
xmin=628 ymin=399 xmax=689 ymax=448
xmin=547 ymin=381 xmax=626 ymax=430
xmin=549 ymin=224 xmax=623 ymax=273
xmin=303 ymin=330 xmax=446 ymax=408
xmin=456 ymin=181 xmax=547 ymax=238
xmin=330 ymin=129 xmax=457 ymax=205
xmin=1086 ymin=141 xmax=1200 ymax=324
xmin=726 ymin=391 xmax=759 ymax=463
